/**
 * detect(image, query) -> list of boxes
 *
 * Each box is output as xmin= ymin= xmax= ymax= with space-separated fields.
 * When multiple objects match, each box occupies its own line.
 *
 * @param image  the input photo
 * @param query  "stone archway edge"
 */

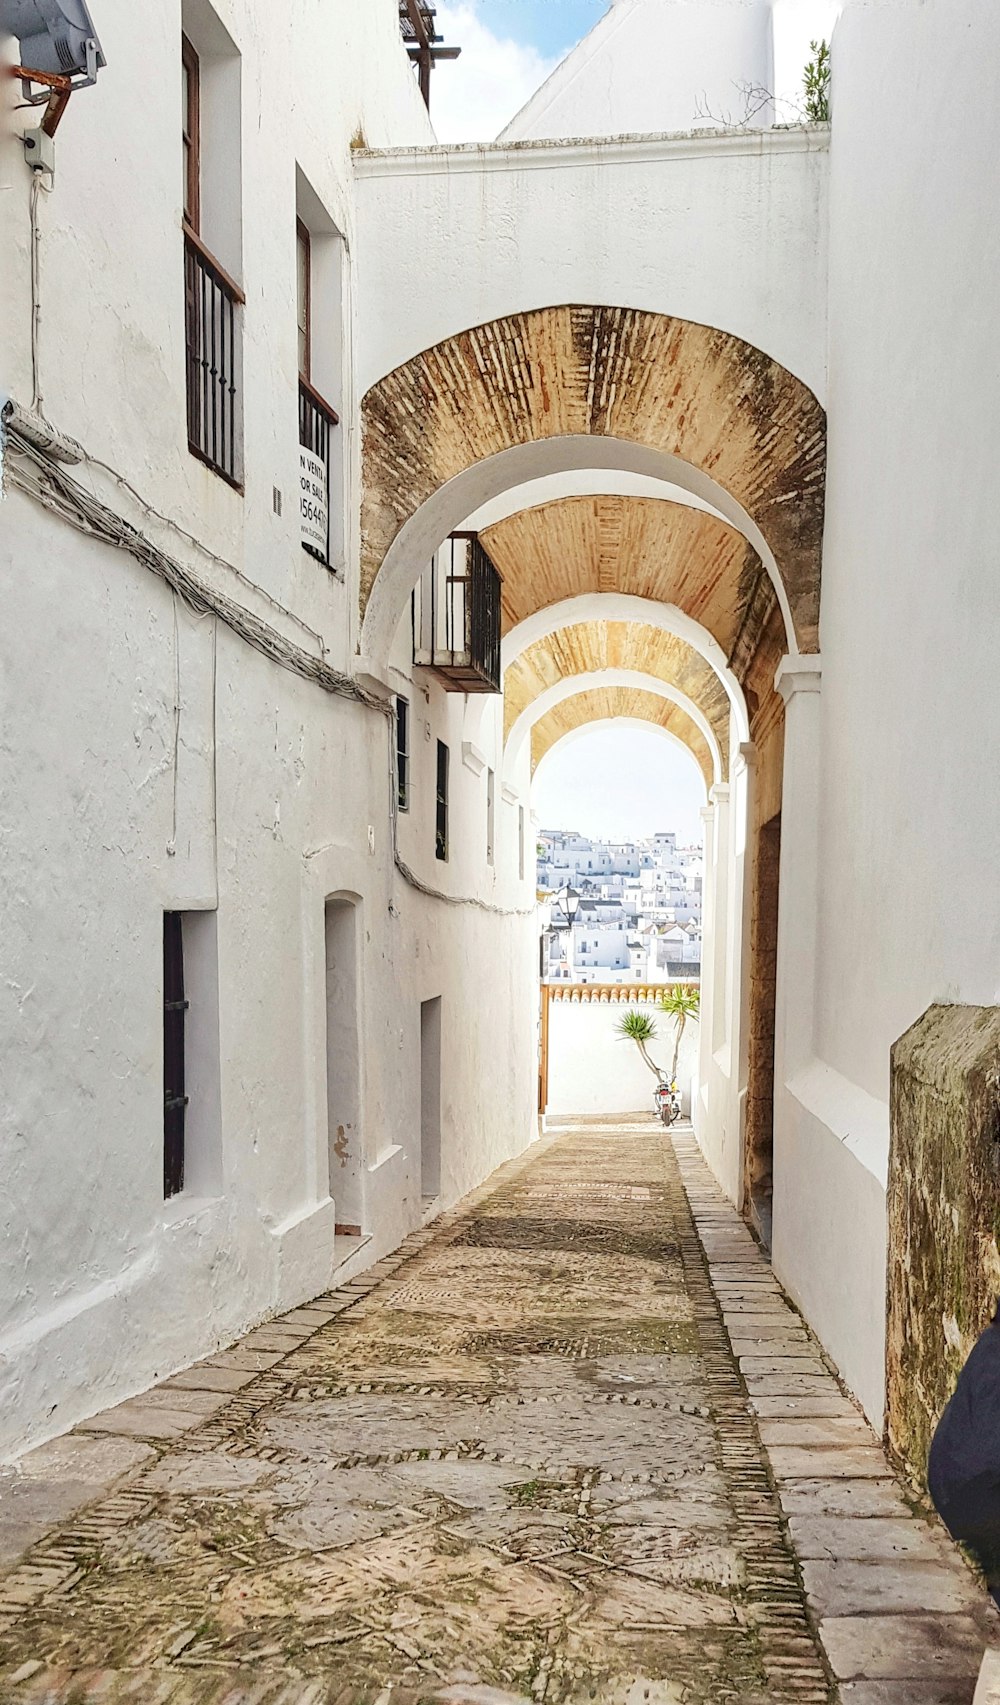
xmin=360 ymin=306 xmax=825 ymax=664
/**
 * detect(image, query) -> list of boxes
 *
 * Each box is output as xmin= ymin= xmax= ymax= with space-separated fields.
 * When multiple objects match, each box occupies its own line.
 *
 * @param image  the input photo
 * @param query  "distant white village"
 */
xmin=536 ymin=830 xmax=703 ymax=984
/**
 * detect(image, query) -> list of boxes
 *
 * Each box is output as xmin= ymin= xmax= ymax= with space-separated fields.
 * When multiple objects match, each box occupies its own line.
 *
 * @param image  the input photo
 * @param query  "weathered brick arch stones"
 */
xmin=360 ymin=305 xmax=826 ymax=651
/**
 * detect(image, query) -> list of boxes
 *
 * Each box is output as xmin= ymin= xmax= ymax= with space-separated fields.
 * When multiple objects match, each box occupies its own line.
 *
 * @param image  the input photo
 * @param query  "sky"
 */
xmin=430 ymin=0 xmax=840 ymax=144
xmin=431 ymin=0 xmax=608 ymax=142
xmin=532 ymin=724 xmax=707 ymax=846
xmin=428 ymin=0 xmax=838 ymax=843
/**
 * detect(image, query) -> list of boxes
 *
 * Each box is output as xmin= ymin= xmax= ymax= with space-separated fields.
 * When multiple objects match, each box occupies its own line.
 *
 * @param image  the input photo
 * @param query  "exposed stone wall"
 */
xmin=744 ymin=813 xmax=782 ymax=1223
xmin=361 ymin=307 xmax=826 ymax=649
xmin=888 ymin=1003 xmax=1000 ymax=1483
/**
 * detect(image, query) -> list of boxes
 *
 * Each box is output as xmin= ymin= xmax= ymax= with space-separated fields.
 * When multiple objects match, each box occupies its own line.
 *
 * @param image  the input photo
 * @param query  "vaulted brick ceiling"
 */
xmin=504 ymin=620 xmax=730 ymax=777
xmin=361 ymin=306 xmax=825 ymax=652
xmin=483 ymin=495 xmax=770 ymax=679
xmin=531 ymin=688 xmax=715 ymax=788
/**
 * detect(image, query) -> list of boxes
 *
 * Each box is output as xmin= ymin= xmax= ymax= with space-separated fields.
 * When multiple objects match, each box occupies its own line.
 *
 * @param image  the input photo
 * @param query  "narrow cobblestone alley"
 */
xmin=0 ymin=1125 xmax=993 ymax=1704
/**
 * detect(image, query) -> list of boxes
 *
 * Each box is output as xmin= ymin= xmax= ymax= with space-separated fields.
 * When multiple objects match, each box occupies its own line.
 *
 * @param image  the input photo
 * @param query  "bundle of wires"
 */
xmin=4 ymin=419 xmax=534 ymax=918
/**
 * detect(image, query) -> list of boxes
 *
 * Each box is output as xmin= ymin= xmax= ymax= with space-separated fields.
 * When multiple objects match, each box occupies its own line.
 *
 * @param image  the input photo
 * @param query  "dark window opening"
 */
xmin=396 ymin=696 xmax=410 ymax=811
xmin=435 ymin=739 xmax=449 ymax=862
xmin=163 ymin=912 xmax=189 ymax=1199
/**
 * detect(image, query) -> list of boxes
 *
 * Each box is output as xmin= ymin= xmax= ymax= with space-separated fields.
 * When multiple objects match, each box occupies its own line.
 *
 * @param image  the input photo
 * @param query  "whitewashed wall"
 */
xmin=0 ymin=0 xmax=538 ymax=1460
xmin=546 ymin=998 xmax=700 ymax=1118
xmin=771 ymin=0 xmax=1000 ymax=1428
xmin=353 ymin=128 xmax=830 ymax=405
xmin=501 ymin=0 xmax=775 ymax=143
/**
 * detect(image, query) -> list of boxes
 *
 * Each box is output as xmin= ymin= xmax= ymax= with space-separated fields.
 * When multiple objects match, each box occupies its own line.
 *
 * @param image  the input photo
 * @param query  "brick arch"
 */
xmin=504 ymin=622 xmax=731 ymax=778
xmin=529 ymin=688 xmax=715 ymax=789
xmin=361 ymin=306 xmax=825 ymax=651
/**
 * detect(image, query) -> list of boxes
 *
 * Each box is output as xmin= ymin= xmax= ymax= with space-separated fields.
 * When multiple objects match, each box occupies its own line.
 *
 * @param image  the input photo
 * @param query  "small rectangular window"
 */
xmin=163 ymin=912 xmax=188 ymax=1199
xmin=518 ymin=805 xmax=525 ymax=881
xmin=396 ymin=696 xmax=410 ymax=811
xmin=435 ymin=740 xmax=449 ymax=862
xmin=486 ymin=767 xmax=495 ymax=866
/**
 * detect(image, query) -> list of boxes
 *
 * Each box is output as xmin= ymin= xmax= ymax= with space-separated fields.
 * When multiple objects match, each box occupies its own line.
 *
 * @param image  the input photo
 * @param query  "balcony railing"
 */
xmin=412 ymin=532 xmax=502 ymax=693
xmin=298 ymin=376 xmax=339 ymax=567
xmin=184 ymin=225 xmax=243 ymax=488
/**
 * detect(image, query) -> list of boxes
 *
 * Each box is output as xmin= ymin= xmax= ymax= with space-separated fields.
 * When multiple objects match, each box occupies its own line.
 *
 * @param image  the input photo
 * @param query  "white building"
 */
xmin=3 ymin=0 xmax=1000 ymax=1484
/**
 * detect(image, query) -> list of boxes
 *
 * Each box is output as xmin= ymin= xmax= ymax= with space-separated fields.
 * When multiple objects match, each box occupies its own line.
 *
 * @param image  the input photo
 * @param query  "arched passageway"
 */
xmin=361 ymin=307 xmax=825 ymax=656
xmin=503 ymin=622 xmax=731 ymax=781
xmin=527 ymin=687 xmax=718 ymax=790
xmin=370 ymin=304 xmax=826 ymax=1229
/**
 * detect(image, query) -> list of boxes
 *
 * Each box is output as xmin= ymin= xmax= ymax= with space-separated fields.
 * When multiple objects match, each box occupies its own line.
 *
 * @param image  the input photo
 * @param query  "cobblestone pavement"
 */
xmin=0 ymin=1123 xmax=994 ymax=1704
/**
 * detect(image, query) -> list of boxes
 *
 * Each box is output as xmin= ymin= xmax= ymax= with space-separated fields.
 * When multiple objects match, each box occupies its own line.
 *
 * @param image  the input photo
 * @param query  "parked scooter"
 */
xmin=654 ymin=1077 xmax=682 ymax=1126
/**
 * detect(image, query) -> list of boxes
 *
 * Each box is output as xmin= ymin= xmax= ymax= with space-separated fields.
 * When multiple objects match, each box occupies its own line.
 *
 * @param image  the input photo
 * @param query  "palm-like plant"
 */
xmin=657 ymin=985 xmax=701 ymax=1084
xmin=616 ymin=1009 xmax=665 ymax=1081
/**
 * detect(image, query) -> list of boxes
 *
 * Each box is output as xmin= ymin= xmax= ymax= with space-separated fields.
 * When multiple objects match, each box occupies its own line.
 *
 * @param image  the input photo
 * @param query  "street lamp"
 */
xmin=557 ymin=885 xmax=580 ymax=923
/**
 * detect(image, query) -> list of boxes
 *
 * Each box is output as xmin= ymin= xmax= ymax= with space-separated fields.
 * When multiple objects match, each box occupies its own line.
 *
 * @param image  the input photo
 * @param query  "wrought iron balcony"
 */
xmin=412 ymin=533 xmax=502 ymax=694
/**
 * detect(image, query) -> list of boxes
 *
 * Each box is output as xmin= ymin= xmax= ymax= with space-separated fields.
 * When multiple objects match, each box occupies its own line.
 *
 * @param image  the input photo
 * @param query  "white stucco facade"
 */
xmin=0 ymin=0 xmax=540 ymax=1461
xmin=4 ymin=0 xmax=1000 ymax=1459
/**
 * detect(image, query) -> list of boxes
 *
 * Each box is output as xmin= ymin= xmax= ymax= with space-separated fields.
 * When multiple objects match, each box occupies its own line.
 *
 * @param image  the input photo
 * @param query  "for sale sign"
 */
xmin=299 ymin=448 xmax=327 ymax=553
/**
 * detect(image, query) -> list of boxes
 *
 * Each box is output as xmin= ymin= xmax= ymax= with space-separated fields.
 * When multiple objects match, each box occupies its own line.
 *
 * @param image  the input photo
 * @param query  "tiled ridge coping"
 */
xmin=673 ymin=1131 xmax=999 ymax=1705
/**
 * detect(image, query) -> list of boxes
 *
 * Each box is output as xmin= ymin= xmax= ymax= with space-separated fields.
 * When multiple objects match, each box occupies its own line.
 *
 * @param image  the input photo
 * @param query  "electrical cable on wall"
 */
xmin=4 ymin=424 xmax=534 ymax=918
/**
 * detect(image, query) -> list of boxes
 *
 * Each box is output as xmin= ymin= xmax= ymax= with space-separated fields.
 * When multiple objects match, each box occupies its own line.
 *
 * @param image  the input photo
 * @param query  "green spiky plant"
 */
xmin=803 ymin=39 xmax=831 ymax=123
xmin=657 ymin=984 xmax=701 ymax=1084
xmin=616 ymin=1009 xmax=665 ymax=1081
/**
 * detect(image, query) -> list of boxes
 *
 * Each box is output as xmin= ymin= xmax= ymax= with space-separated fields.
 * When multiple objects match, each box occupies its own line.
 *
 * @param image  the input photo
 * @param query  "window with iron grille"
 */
xmin=163 ymin=912 xmax=188 ymax=1199
xmin=296 ymin=197 xmax=341 ymax=568
xmin=181 ymin=22 xmax=243 ymax=488
xmin=435 ymin=740 xmax=449 ymax=862
xmin=396 ymin=696 xmax=410 ymax=811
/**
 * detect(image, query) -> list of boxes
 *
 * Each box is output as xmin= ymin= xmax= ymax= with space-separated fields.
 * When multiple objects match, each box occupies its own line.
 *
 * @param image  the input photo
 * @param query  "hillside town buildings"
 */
xmin=538 ymin=830 xmax=703 ymax=981
xmin=3 ymin=6 xmax=1000 ymax=1639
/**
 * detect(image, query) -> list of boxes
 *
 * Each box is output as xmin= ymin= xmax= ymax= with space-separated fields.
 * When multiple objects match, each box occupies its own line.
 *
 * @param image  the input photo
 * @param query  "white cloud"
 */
xmin=429 ymin=3 xmax=560 ymax=143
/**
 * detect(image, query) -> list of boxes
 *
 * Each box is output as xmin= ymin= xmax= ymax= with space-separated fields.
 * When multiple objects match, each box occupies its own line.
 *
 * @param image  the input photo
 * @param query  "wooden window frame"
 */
xmin=182 ymin=33 xmax=200 ymax=233
xmin=296 ymin=216 xmax=312 ymax=382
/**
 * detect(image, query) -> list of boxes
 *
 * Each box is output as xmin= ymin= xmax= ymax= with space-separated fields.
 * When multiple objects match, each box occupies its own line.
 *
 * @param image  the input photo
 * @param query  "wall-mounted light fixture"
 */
xmin=3 ymin=0 xmax=106 ymax=135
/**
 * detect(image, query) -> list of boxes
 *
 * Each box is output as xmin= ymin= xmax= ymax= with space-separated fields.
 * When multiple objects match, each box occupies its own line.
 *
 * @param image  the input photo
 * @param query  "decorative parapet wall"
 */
xmin=546 ymin=981 xmax=697 ymax=1005
xmin=887 ymin=1003 xmax=1000 ymax=1484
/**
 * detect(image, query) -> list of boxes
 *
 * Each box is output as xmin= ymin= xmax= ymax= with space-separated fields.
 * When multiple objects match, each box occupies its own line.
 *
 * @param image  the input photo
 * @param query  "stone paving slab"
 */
xmin=790 ymin=1516 xmax=955 ymax=1562
xmin=1 ymin=1119 xmax=994 ymax=1703
xmin=674 ymin=1132 xmax=999 ymax=1705
xmin=0 ymin=1123 xmax=833 ymax=1704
